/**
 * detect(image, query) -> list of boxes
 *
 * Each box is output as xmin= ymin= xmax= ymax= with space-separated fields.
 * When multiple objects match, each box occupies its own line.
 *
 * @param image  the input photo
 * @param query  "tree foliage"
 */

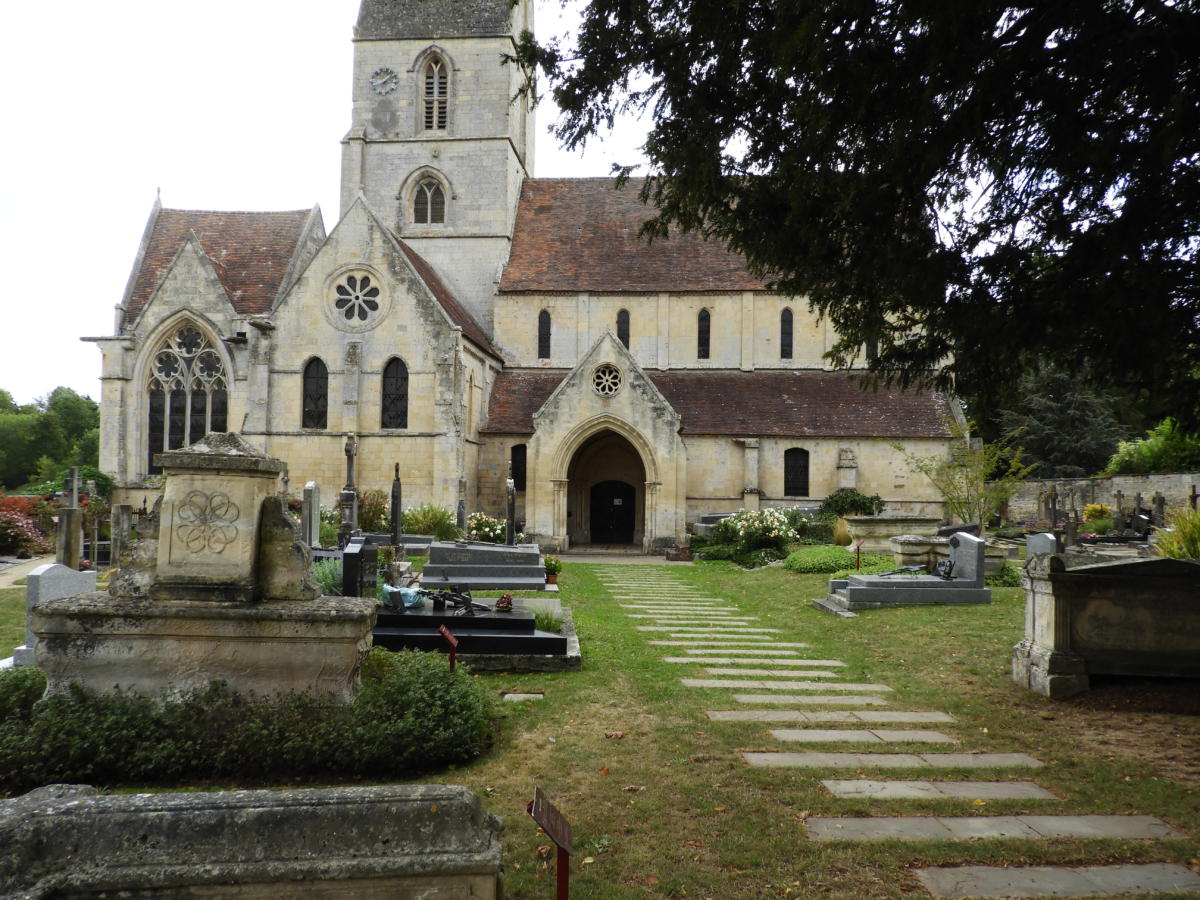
xmin=893 ymin=419 xmax=1036 ymax=529
xmin=518 ymin=1 xmax=1200 ymax=425
xmin=1104 ymin=418 xmax=1200 ymax=474
xmin=997 ymin=368 xmax=1128 ymax=478
xmin=0 ymin=388 xmax=99 ymax=489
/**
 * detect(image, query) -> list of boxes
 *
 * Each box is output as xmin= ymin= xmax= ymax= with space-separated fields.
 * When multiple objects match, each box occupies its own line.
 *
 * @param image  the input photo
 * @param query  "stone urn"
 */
xmin=845 ymin=515 xmax=942 ymax=553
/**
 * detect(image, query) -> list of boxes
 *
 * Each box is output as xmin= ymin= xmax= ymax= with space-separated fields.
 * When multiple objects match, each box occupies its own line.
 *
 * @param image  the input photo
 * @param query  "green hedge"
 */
xmin=0 ymin=649 xmax=494 ymax=795
xmin=783 ymin=546 xmax=891 ymax=574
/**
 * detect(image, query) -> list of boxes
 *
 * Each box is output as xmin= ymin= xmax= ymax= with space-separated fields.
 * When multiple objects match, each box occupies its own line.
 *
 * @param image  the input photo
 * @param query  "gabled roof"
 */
xmin=394 ymin=238 xmax=502 ymax=362
xmin=122 ymin=208 xmax=313 ymax=329
xmin=482 ymin=369 xmax=953 ymax=438
xmin=499 ymin=179 xmax=767 ymax=294
xmin=355 ymin=0 xmax=513 ymax=40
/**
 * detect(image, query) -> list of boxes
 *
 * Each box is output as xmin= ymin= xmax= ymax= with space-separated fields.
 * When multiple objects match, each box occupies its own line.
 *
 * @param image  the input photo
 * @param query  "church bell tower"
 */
xmin=340 ymin=0 xmax=536 ymax=329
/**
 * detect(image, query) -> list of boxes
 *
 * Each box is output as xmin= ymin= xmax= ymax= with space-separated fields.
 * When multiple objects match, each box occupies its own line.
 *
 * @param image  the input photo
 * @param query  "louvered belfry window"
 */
xmin=302 ymin=358 xmax=328 ymax=429
xmin=381 ymin=358 xmax=409 ymax=428
xmin=423 ymin=58 xmax=448 ymax=130
xmin=146 ymin=324 xmax=227 ymax=474
xmin=414 ymin=180 xmax=445 ymax=224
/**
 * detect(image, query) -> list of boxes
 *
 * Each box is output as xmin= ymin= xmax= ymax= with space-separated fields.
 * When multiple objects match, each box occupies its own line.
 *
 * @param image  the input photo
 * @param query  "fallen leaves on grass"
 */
xmin=605 ymin=730 xmax=626 ymax=739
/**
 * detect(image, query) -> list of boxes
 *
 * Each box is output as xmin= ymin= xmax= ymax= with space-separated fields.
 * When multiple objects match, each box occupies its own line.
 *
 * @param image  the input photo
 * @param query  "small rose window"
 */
xmin=334 ymin=274 xmax=381 ymax=322
xmin=593 ymin=364 xmax=622 ymax=396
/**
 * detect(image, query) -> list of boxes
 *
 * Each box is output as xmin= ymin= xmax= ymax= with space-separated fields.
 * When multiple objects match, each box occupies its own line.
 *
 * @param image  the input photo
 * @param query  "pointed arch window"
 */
xmin=423 ymin=57 xmax=448 ymax=130
xmin=697 ymin=308 xmax=711 ymax=360
xmin=780 ymin=308 xmax=794 ymax=360
xmin=302 ymin=358 xmax=328 ymax=429
xmin=537 ymin=309 xmax=551 ymax=359
xmin=146 ymin=324 xmax=227 ymax=474
xmin=784 ymin=447 xmax=810 ymax=497
xmin=381 ymin=358 xmax=409 ymax=429
xmin=414 ymin=179 xmax=445 ymax=224
xmin=617 ymin=309 xmax=630 ymax=349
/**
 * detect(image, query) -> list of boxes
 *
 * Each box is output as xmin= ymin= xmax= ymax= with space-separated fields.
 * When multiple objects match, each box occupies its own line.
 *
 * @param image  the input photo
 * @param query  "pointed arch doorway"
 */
xmin=566 ymin=430 xmax=647 ymax=547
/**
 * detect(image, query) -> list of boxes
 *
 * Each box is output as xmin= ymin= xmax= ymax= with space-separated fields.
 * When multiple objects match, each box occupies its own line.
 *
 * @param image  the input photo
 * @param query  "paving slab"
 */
xmin=626 ymin=615 xmax=759 ymax=621
xmin=742 ymin=752 xmax=1042 ymax=768
xmin=853 ymin=711 xmax=956 ymax=723
xmin=664 ymin=657 xmax=844 ymax=667
xmin=501 ymin=692 xmax=545 ymax=703
xmin=681 ymin=647 xmax=817 ymax=655
xmin=620 ymin=604 xmax=736 ymax=609
xmin=683 ymin=679 xmax=892 ymax=691
xmin=809 ymin=814 xmax=1181 ymax=842
xmin=1019 ymin=814 xmax=1183 ymax=839
xmin=822 ymin=780 xmax=1057 ymax=800
xmin=770 ymin=728 xmax=955 ymax=743
xmin=650 ymin=640 xmax=811 ymax=648
xmin=733 ymin=694 xmax=890 ymax=706
xmin=708 ymin=710 xmax=951 ymax=724
xmin=637 ymin=626 xmax=780 ymax=632
xmin=705 ymin=668 xmax=840 ymax=678
xmin=916 ymin=863 xmax=1200 ymax=898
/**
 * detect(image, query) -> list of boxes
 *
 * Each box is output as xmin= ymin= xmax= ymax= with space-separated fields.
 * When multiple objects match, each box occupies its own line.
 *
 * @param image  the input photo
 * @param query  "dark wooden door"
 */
xmin=590 ymin=480 xmax=636 ymax=543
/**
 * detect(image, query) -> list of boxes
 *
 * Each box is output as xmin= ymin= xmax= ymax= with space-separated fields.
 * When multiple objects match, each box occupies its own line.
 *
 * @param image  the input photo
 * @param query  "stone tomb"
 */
xmin=421 ymin=540 xmax=549 ymax=590
xmin=818 ymin=532 xmax=992 ymax=612
xmin=1013 ymin=554 xmax=1200 ymax=698
xmin=31 ymin=433 xmax=376 ymax=701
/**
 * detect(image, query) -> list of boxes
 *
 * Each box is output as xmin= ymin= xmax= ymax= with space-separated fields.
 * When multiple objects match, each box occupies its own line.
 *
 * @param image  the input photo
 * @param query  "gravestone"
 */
xmin=301 ymin=480 xmax=320 ymax=548
xmin=390 ymin=464 xmax=403 ymax=547
xmin=12 ymin=564 xmax=97 ymax=667
xmin=422 ymin=540 xmax=548 ymax=591
xmin=342 ymin=536 xmax=378 ymax=598
xmin=1026 ymin=532 xmax=1059 ymax=557
xmin=816 ymin=532 xmax=991 ymax=613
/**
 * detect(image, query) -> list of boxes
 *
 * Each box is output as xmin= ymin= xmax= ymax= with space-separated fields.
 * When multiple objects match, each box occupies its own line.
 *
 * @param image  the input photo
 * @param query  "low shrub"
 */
xmin=985 ymin=562 xmax=1023 ymax=587
xmin=1083 ymin=503 xmax=1112 ymax=522
xmin=358 ymin=489 xmax=389 ymax=533
xmin=467 ymin=511 xmax=507 ymax=543
xmin=828 ymin=561 xmax=898 ymax=580
xmin=0 ymin=509 xmax=45 ymax=556
xmin=1156 ymin=506 xmax=1200 ymax=560
xmin=1080 ymin=517 xmax=1114 ymax=535
xmin=695 ymin=543 xmax=737 ymax=561
xmin=0 ymin=649 xmax=494 ymax=794
xmin=817 ymin=489 xmax=885 ymax=520
xmin=831 ymin=518 xmax=852 ymax=545
xmin=784 ymin=546 xmax=890 ymax=574
xmin=711 ymin=508 xmax=798 ymax=554
xmin=534 ymin=610 xmax=563 ymax=633
xmin=1104 ymin=418 xmax=1200 ymax=475
xmin=310 ymin=557 xmax=342 ymax=595
xmin=402 ymin=504 xmax=461 ymax=541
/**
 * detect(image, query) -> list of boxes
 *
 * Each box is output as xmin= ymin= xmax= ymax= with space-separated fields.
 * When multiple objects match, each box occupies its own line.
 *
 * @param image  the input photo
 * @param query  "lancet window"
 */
xmin=381 ymin=358 xmax=409 ymax=429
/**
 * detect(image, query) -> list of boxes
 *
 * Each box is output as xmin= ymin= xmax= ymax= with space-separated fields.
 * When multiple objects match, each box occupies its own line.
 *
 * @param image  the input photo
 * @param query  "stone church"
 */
xmin=88 ymin=0 xmax=954 ymax=551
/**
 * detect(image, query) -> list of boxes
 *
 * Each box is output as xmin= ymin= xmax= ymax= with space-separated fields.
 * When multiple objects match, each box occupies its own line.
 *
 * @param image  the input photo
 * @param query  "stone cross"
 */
xmin=505 ymin=462 xmax=516 ymax=546
xmin=1152 ymin=492 xmax=1166 ymax=526
xmin=339 ymin=433 xmax=359 ymax=548
xmin=56 ymin=466 xmax=83 ymax=570
xmin=1047 ymin=484 xmax=1058 ymax=529
xmin=390 ymin=463 xmax=404 ymax=549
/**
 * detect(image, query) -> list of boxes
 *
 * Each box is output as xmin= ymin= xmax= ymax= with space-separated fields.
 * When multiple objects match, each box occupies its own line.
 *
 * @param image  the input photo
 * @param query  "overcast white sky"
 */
xmin=0 ymin=0 xmax=648 ymax=407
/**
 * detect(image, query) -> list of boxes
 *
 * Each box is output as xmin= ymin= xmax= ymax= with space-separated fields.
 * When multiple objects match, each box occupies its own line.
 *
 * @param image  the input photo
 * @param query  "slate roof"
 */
xmin=499 ymin=179 xmax=767 ymax=294
xmin=355 ymin=0 xmax=513 ymax=39
xmin=482 ymin=370 xmax=952 ymax=438
xmin=123 ymin=208 xmax=312 ymax=329
xmin=395 ymin=239 xmax=502 ymax=362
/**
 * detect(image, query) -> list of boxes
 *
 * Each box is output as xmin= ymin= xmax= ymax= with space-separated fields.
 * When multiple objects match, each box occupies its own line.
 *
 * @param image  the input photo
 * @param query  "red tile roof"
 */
xmin=395 ymin=239 xmax=502 ymax=362
xmin=482 ymin=369 xmax=952 ymax=438
xmin=499 ymin=179 xmax=767 ymax=294
xmin=124 ymin=209 xmax=313 ymax=328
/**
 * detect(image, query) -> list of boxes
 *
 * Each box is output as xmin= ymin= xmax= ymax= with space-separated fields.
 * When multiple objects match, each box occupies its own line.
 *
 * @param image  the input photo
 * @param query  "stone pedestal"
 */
xmin=34 ymin=593 xmax=377 ymax=702
xmin=845 ymin=515 xmax=942 ymax=553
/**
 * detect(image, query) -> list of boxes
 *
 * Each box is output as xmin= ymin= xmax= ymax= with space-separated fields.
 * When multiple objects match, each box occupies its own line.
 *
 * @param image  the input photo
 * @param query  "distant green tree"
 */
xmin=0 ymin=390 xmax=18 ymax=415
xmin=1105 ymin=419 xmax=1200 ymax=475
xmin=0 ymin=414 xmax=46 ymax=489
xmin=997 ymin=369 xmax=1127 ymax=478
xmin=42 ymin=388 xmax=99 ymax=448
xmin=0 ymin=387 xmax=99 ymax=489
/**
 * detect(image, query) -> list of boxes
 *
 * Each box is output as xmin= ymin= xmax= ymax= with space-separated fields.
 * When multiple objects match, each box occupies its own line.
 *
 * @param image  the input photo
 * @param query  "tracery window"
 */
xmin=617 ymin=309 xmax=630 ymax=349
xmin=780 ymin=308 xmax=794 ymax=359
xmin=697 ymin=308 xmax=711 ymax=360
xmin=423 ymin=57 xmax=448 ymax=130
xmin=302 ymin=358 xmax=328 ymax=429
xmin=381 ymin=358 xmax=409 ymax=429
xmin=414 ymin=179 xmax=445 ymax=224
xmin=146 ymin=324 xmax=227 ymax=474
xmin=537 ymin=310 xmax=551 ymax=359
xmin=784 ymin=447 xmax=810 ymax=497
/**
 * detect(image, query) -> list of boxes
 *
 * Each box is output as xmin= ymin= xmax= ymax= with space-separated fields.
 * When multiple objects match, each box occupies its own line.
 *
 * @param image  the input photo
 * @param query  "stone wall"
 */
xmin=1003 ymin=472 xmax=1200 ymax=522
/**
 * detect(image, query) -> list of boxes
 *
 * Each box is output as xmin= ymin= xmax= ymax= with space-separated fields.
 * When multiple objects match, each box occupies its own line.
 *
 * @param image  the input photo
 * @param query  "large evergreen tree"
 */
xmin=518 ymin=1 xmax=1200 ymax=424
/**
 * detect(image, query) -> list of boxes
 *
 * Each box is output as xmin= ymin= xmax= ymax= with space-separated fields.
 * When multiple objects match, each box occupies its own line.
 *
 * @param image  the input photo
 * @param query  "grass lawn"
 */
xmin=0 ymin=587 xmax=25 ymax=658
xmin=5 ymin=561 xmax=1198 ymax=897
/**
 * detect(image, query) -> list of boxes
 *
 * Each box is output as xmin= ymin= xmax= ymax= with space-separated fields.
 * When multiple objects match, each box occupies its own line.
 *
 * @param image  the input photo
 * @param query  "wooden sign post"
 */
xmin=528 ymin=786 xmax=573 ymax=899
xmin=438 ymin=624 xmax=458 ymax=671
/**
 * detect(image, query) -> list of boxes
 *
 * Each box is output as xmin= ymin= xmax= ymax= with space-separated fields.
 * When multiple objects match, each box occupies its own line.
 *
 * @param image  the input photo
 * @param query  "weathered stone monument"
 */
xmin=1013 ymin=554 xmax=1200 ymax=698
xmin=816 ymin=531 xmax=992 ymax=614
xmin=301 ymin=479 xmax=320 ymax=548
xmin=31 ymin=434 xmax=377 ymax=701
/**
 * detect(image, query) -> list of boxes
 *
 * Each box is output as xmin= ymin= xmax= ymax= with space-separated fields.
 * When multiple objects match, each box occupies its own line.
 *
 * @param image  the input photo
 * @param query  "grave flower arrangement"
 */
xmin=494 ymin=593 xmax=514 ymax=612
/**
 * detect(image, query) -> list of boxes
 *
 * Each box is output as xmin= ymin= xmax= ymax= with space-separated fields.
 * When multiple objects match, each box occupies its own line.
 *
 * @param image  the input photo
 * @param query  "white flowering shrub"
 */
xmin=467 ymin=511 xmax=507 ymax=544
xmin=711 ymin=508 xmax=799 ymax=553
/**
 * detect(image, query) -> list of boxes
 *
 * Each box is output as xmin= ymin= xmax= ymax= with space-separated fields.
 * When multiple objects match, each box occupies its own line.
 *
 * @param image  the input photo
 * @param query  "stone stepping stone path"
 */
xmin=808 ymin=814 xmax=1183 ymax=842
xmin=744 ymin=751 xmax=1044 ymax=768
xmin=823 ymin=780 xmax=1056 ymax=800
xmin=916 ymin=863 xmax=1200 ymax=898
xmin=590 ymin=564 xmax=1196 ymax=897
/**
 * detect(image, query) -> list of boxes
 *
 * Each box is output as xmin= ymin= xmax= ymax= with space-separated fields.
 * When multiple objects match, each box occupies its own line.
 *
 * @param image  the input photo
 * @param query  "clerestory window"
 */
xmin=302 ymin=358 xmax=328 ymax=429
xmin=781 ymin=308 xmax=794 ymax=360
xmin=537 ymin=310 xmax=551 ymax=359
xmin=145 ymin=324 xmax=228 ymax=474
xmin=617 ymin=309 xmax=630 ymax=349
xmin=697 ymin=308 xmax=711 ymax=360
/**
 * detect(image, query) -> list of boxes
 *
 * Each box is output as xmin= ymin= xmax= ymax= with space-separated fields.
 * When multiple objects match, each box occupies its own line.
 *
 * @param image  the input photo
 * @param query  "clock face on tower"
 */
xmin=370 ymin=67 xmax=399 ymax=95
